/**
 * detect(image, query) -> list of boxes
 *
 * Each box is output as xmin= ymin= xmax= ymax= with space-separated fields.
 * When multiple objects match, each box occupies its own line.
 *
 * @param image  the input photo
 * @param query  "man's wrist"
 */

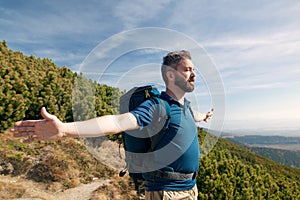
xmin=60 ymin=122 xmax=79 ymax=138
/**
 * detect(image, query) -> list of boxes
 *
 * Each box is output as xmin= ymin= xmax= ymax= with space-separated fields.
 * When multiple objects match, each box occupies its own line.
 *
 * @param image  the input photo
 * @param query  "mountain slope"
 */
xmin=0 ymin=41 xmax=299 ymax=199
xmin=248 ymin=147 xmax=300 ymax=168
xmin=197 ymin=129 xmax=300 ymax=199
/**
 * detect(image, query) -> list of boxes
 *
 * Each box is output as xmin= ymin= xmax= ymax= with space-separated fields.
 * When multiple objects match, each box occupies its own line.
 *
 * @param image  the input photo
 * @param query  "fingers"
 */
xmin=12 ymin=124 xmax=39 ymax=143
xmin=208 ymin=108 xmax=214 ymax=116
xmin=10 ymin=107 xmax=55 ymax=143
xmin=11 ymin=120 xmax=39 ymax=131
xmin=204 ymin=108 xmax=214 ymax=122
xmin=11 ymin=107 xmax=51 ymax=135
xmin=13 ymin=120 xmax=37 ymax=126
xmin=23 ymin=136 xmax=37 ymax=143
xmin=11 ymin=123 xmax=36 ymax=142
xmin=13 ymin=130 xmax=35 ymax=137
xmin=12 ymin=124 xmax=35 ymax=138
xmin=11 ymin=120 xmax=41 ymax=138
xmin=13 ymin=130 xmax=34 ymax=138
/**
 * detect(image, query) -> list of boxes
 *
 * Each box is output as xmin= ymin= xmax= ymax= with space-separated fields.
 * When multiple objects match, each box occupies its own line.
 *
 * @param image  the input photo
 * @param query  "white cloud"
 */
xmin=114 ymin=0 xmax=172 ymax=28
xmin=202 ymin=28 xmax=300 ymax=94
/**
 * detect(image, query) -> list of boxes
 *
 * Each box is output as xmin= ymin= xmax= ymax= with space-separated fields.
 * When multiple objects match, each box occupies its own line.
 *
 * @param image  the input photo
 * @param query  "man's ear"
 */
xmin=166 ymin=70 xmax=175 ymax=81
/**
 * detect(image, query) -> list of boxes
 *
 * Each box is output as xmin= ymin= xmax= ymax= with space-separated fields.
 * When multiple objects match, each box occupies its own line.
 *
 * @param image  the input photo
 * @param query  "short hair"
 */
xmin=161 ymin=50 xmax=192 ymax=84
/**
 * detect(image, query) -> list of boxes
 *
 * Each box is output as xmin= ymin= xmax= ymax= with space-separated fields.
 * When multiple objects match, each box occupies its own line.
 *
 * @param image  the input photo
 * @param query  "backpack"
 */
xmin=118 ymin=85 xmax=171 ymax=196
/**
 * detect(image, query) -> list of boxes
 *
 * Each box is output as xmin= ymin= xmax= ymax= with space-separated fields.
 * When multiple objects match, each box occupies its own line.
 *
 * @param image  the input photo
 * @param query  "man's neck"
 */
xmin=166 ymin=87 xmax=185 ymax=105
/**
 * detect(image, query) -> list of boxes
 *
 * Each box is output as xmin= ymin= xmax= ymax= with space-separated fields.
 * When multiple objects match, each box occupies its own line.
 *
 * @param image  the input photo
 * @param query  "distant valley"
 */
xmin=223 ymin=134 xmax=300 ymax=168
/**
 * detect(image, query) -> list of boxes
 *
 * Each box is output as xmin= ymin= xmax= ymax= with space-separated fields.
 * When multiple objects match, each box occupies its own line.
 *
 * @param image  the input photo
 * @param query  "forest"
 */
xmin=247 ymin=146 xmax=300 ymax=168
xmin=0 ymin=41 xmax=299 ymax=199
xmin=0 ymin=40 xmax=122 ymax=133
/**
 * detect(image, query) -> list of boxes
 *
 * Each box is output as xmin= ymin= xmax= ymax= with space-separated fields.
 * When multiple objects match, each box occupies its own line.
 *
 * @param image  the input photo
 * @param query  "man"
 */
xmin=11 ymin=50 xmax=213 ymax=200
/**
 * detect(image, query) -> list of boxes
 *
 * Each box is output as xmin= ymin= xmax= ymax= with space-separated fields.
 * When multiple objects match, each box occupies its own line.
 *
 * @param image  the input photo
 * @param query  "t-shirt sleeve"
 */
xmin=130 ymin=98 xmax=158 ymax=130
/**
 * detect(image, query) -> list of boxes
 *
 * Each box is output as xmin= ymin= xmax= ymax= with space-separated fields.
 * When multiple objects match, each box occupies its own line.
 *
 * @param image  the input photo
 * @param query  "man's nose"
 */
xmin=191 ymin=70 xmax=196 ymax=78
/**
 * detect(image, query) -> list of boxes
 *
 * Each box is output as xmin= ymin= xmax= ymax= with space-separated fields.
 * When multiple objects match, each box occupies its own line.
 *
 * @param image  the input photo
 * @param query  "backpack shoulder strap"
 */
xmin=189 ymin=106 xmax=194 ymax=119
xmin=149 ymin=97 xmax=171 ymax=151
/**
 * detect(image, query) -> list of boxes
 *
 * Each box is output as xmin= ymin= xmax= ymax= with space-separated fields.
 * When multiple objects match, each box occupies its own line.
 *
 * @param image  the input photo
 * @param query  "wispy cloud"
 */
xmin=203 ymin=28 xmax=300 ymax=94
xmin=113 ymin=0 xmax=172 ymax=28
xmin=1 ymin=0 xmax=300 ymax=132
xmin=0 ymin=1 xmax=122 ymax=67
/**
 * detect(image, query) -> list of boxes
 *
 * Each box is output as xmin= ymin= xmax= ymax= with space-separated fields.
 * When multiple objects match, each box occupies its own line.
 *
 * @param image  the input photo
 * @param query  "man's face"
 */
xmin=174 ymin=58 xmax=196 ymax=92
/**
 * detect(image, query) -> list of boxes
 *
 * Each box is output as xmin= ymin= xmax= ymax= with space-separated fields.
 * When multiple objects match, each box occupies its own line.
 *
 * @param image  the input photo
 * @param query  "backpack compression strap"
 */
xmin=150 ymin=97 xmax=171 ymax=151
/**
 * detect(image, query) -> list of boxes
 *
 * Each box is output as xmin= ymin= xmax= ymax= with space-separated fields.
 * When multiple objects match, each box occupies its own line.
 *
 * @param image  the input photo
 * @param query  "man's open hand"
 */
xmin=204 ymin=108 xmax=214 ymax=122
xmin=11 ymin=107 xmax=64 ymax=142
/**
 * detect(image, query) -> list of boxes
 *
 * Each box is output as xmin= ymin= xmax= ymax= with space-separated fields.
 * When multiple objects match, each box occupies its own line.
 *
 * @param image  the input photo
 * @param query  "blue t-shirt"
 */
xmin=130 ymin=92 xmax=200 ymax=191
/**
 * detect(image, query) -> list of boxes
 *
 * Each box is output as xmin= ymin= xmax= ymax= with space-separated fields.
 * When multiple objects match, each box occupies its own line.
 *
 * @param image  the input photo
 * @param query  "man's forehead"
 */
xmin=178 ymin=59 xmax=194 ymax=68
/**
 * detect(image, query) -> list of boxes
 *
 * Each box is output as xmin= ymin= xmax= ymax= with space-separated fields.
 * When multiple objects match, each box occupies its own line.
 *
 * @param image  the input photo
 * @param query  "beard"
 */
xmin=174 ymin=73 xmax=195 ymax=92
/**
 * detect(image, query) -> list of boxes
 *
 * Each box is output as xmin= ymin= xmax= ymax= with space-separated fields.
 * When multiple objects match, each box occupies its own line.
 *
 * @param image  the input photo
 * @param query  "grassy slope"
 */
xmin=1 ymin=129 xmax=300 ymax=199
xmin=0 ymin=131 xmax=139 ymax=199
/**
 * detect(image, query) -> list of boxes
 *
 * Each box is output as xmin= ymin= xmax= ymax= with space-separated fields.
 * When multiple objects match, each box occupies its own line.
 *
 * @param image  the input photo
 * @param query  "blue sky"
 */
xmin=1 ymin=0 xmax=300 ymax=135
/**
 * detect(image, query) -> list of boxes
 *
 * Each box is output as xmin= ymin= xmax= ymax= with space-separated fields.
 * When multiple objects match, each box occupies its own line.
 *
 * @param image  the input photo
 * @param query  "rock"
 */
xmin=0 ymin=162 xmax=14 ymax=174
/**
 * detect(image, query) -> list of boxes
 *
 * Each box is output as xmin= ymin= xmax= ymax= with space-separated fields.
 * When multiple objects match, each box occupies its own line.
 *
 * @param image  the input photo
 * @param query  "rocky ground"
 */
xmin=0 ymin=131 xmax=139 ymax=200
xmin=0 ymin=173 xmax=139 ymax=200
xmin=0 ymin=174 xmax=107 ymax=200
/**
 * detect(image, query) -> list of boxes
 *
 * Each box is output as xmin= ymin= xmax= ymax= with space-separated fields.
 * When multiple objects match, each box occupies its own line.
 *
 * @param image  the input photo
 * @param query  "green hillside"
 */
xmin=197 ymin=129 xmax=300 ymax=199
xmin=0 ymin=41 xmax=299 ymax=199
xmin=248 ymin=147 xmax=300 ymax=168
xmin=0 ymin=40 xmax=122 ymax=133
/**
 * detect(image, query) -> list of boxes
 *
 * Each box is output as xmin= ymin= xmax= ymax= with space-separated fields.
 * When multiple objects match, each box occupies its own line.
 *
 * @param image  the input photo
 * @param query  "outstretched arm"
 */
xmin=11 ymin=107 xmax=139 ymax=143
xmin=193 ymin=108 xmax=214 ymax=122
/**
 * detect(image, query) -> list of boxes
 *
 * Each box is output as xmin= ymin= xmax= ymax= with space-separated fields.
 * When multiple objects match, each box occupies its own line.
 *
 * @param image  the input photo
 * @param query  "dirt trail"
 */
xmin=51 ymin=179 xmax=111 ymax=200
xmin=0 ymin=175 xmax=111 ymax=200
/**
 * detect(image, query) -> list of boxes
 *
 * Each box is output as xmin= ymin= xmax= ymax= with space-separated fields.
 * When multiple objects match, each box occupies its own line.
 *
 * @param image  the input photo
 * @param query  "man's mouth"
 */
xmin=188 ymin=78 xmax=195 ymax=83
